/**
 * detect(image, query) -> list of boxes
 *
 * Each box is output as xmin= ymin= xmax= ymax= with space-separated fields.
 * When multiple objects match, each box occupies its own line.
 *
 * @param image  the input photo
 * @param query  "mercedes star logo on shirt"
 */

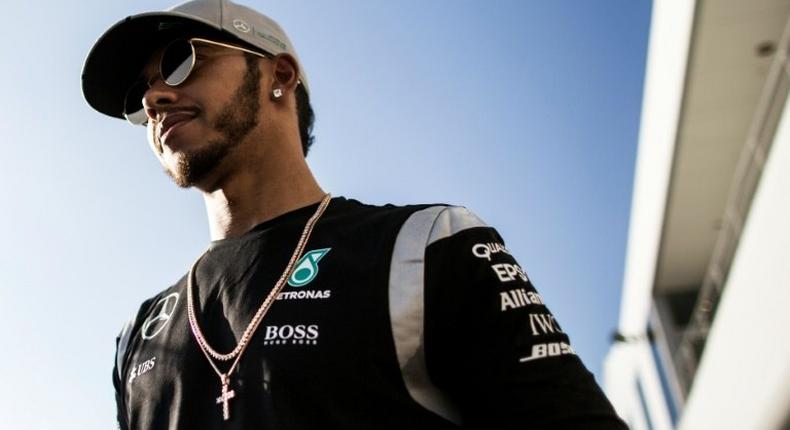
xmin=141 ymin=293 xmax=180 ymax=340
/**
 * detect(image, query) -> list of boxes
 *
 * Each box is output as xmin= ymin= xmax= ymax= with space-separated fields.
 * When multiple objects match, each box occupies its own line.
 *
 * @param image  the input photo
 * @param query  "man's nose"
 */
xmin=142 ymin=80 xmax=180 ymax=120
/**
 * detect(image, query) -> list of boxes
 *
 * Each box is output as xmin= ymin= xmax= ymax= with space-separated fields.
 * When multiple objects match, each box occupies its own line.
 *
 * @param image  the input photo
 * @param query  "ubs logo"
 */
xmin=141 ymin=293 xmax=180 ymax=340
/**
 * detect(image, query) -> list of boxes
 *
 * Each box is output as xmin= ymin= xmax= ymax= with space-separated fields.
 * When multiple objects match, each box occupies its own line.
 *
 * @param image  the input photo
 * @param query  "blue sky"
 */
xmin=0 ymin=1 xmax=651 ymax=427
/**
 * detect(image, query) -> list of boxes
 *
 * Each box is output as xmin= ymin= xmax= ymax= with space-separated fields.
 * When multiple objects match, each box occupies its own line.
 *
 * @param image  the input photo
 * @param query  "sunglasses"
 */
xmin=123 ymin=37 xmax=271 ymax=125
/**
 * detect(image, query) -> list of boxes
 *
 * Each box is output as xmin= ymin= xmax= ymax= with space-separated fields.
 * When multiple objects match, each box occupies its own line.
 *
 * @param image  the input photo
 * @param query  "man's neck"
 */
xmin=200 ymin=156 xmax=325 ymax=241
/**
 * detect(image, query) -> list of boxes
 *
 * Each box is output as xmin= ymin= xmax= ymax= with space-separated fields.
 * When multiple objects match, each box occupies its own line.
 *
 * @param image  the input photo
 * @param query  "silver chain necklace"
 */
xmin=186 ymin=193 xmax=332 ymax=421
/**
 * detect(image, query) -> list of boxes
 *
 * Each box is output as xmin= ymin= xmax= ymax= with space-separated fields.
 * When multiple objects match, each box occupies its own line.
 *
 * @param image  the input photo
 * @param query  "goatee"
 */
xmin=165 ymin=55 xmax=262 ymax=188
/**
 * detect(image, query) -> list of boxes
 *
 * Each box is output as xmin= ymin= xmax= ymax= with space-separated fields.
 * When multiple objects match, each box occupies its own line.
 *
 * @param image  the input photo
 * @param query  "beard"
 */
xmin=165 ymin=56 xmax=262 ymax=188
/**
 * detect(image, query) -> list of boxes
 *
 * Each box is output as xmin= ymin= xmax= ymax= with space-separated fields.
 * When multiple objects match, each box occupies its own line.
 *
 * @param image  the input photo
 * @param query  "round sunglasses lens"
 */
xmin=123 ymin=81 xmax=149 ymax=125
xmin=161 ymin=39 xmax=194 ymax=85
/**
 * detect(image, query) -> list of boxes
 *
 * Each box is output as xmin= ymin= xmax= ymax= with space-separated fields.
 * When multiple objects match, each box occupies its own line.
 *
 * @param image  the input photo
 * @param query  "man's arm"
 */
xmin=111 ymin=296 xmax=157 ymax=430
xmin=422 ymin=207 xmax=627 ymax=429
xmin=113 ymin=320 xmax=133 ymax=430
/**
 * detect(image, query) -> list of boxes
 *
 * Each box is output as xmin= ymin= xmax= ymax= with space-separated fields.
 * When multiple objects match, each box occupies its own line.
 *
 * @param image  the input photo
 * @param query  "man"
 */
xmin=82 ymin=0 xmax=627 ymax=428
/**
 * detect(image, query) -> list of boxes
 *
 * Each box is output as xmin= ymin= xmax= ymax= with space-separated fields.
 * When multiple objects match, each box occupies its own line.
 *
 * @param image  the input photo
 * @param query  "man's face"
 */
xmin=139 ymin=40 xmax=263 ymax=188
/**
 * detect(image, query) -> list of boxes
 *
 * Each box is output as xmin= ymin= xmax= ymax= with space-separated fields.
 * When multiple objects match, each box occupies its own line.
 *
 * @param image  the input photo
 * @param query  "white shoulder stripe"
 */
xmin=427 ymin=206 xmax=488 ymax=245
xmin=388 ymin=205 xmax=485 ymax=425
xmin=116 ymin=316 xmax=136 ymax=380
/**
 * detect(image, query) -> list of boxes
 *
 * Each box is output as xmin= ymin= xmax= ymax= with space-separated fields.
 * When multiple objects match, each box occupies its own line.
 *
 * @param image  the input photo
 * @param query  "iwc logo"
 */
xmin=288 ymin=248 xmax=331 ymax=287
xmin=141 ymin=293 xmax=179 ymax=340
xmin=232 ymin=18 xmax=251 ymax=33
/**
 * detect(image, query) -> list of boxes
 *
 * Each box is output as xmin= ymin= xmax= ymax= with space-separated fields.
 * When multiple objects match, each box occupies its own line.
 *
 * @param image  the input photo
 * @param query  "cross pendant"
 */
xmin=216 ymin=374 xmax=236 ymax=421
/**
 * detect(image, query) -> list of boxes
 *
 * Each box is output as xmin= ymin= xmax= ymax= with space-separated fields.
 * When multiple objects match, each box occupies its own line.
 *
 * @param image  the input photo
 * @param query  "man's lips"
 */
xmin=158 ymin=111 xmax=198 ymax=142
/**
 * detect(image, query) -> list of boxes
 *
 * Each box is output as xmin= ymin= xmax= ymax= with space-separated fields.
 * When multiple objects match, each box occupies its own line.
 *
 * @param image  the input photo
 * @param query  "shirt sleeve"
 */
xmin=113 ymin=321 xmax=132 ymax=430
xmin=422 ymin=207 xmax=627 ymax=429
xmin=112 ymin=296 xmax=156 ymax=430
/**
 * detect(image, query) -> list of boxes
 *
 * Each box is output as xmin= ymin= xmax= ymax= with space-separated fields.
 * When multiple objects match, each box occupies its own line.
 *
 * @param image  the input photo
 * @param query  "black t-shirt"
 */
xmin=114 ymin=197 xmax=626 ymax=429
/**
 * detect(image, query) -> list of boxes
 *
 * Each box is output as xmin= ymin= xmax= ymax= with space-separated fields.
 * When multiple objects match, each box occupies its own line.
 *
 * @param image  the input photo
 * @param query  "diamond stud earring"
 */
xmin=272 ymin=88 xmax=283 ymax=99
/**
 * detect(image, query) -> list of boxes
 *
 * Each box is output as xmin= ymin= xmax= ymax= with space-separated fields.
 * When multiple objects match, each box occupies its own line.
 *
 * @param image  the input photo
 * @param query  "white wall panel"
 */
xmin=680 ymin=94 xmax=790 ymax=430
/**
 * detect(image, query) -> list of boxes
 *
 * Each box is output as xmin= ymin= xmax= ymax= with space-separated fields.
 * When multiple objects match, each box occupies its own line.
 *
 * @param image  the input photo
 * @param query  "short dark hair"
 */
xmin=294 ymin=82 xmax=315 ymax=156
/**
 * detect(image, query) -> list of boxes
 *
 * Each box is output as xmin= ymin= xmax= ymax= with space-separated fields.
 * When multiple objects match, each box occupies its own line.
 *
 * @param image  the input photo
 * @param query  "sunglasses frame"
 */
xmin=124 ymin=37 xmax=272 ymax=125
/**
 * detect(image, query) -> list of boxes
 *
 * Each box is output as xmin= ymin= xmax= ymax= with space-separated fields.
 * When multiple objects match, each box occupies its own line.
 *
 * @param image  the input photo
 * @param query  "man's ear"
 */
xmin=270 ymin=53 xmax=300 ymax=98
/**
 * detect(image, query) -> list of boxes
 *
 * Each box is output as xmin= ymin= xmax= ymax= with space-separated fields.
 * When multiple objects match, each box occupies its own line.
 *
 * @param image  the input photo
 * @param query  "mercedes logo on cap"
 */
xmin=141 ymin=293 xmax=180 ymax=340
xmin=233 ymin=19 xmax=251 ymax=33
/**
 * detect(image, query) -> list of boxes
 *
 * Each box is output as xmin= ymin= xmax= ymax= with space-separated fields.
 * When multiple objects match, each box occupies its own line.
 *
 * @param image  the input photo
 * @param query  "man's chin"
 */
xmin=161 ymin=142 xmax=228 ymax=189
xmin=164 ymin=168 xmax=194 ymax=188
xmin=164 ymin=162 xmax=215 ymax=189
xmin=161 ymin=153 xmax=194 ymax=188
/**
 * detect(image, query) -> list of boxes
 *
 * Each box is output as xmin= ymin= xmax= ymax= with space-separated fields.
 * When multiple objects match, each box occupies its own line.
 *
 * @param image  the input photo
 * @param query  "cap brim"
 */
xmin=81 ymin=12 xmax=224 ymax=120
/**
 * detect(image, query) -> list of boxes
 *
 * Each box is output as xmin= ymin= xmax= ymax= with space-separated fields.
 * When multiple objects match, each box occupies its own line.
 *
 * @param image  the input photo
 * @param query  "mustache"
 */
xmin=155 ymin=106 xmax=201 ymax=121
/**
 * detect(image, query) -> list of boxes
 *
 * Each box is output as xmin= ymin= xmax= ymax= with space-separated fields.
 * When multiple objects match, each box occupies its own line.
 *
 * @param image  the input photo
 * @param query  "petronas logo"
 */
xmin=288 ymin=248 xmax=331 ymax=287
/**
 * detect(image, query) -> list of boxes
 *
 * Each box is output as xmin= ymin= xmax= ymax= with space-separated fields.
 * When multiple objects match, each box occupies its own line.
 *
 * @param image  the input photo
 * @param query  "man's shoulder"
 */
xmin=329 ymin=196 xmax=452 ymax=227
xmin=115 ymin=276 xmax=185 ymax=340
xmin=113 ymin=277 xmax=186 ymax=373
xmin=334 ymin=196 xmax=445 ymax=214
xmin=331 ymin=196 xmax=492 ymax=235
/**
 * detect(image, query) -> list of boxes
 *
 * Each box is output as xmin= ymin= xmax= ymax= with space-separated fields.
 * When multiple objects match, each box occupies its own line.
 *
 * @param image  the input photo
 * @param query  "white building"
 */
xmin=603 ymin=1 xmax=790 ymax=429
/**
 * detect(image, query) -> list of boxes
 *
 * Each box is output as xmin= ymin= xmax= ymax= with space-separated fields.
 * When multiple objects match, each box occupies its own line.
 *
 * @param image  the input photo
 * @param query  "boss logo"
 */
xmin=263 ymin=324 xmax=319 ymax=345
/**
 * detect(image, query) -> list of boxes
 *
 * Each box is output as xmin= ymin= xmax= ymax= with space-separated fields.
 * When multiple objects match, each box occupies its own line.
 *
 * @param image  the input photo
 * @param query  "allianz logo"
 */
xmin=263 ymin=324 xmax=319 ymax=346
